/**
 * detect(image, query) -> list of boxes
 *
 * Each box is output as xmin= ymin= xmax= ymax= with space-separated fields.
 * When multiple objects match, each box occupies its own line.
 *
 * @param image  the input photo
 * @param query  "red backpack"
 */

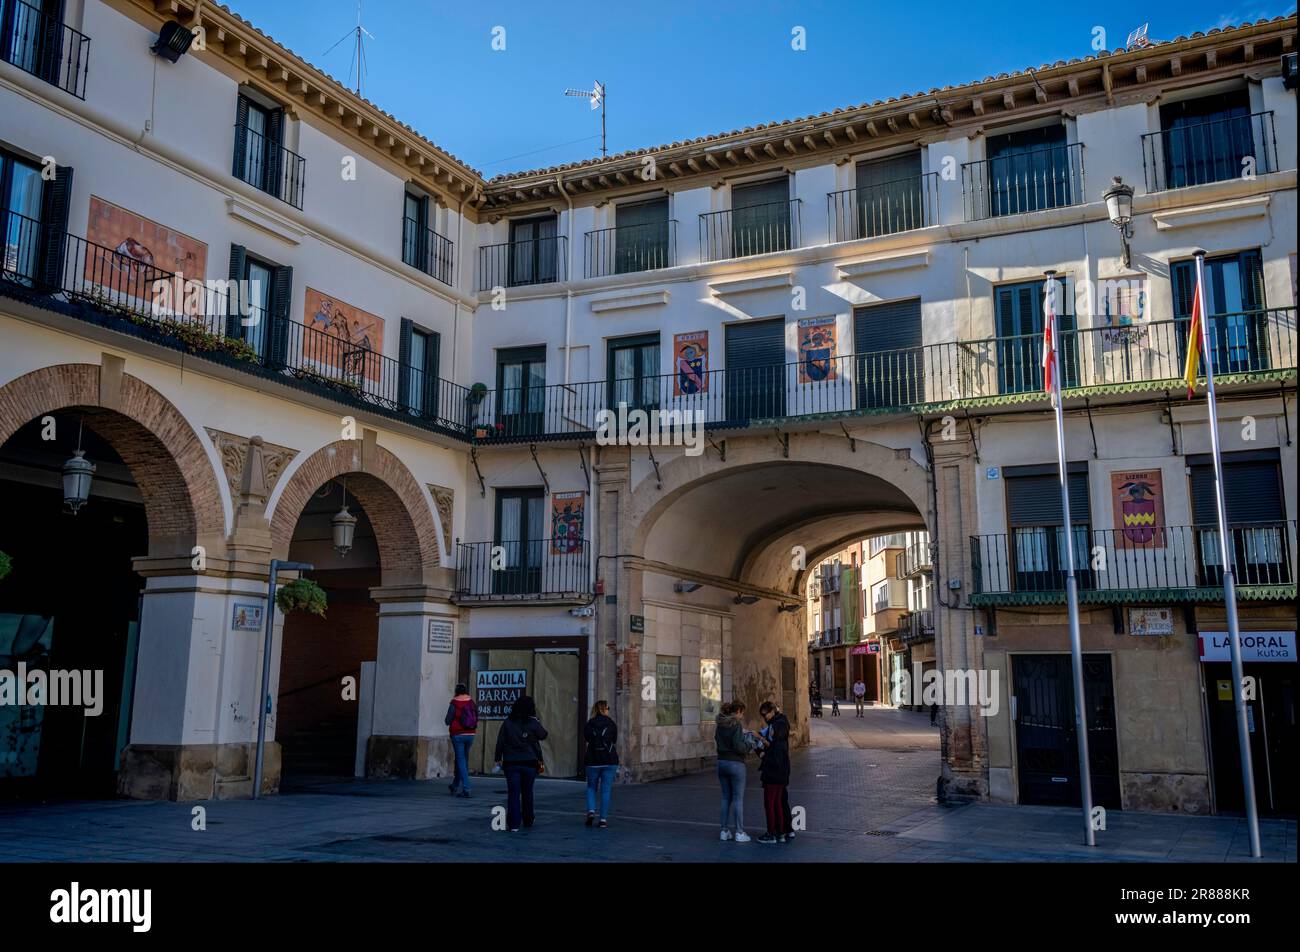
xmin=458 ymin=700 xmax=478 ymax=731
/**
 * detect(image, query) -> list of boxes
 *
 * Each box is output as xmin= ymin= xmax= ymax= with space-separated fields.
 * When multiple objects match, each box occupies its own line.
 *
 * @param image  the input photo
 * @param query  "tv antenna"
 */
xmin=565 ymin=80 xmax=606 ymax=158
xmin=325 ymin=1 xmax=376 ymax=97
xmin=1125 ymin=23 xmax=1150 ymax=50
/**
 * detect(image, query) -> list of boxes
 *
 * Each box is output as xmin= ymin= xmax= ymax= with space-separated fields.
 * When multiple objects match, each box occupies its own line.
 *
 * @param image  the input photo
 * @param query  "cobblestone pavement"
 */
xmin=0 ymin=707 xmax=1293 ymax=863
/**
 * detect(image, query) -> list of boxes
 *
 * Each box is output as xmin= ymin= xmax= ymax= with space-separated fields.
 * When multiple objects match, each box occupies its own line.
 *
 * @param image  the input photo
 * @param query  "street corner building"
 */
xmin=0 ymin=0 xmax=1295 ymax=818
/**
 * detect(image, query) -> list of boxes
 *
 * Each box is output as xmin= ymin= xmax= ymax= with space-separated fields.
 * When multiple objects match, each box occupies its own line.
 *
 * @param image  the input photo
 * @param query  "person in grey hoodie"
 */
xmin=715 ymin=700 xmax=752 ymax=842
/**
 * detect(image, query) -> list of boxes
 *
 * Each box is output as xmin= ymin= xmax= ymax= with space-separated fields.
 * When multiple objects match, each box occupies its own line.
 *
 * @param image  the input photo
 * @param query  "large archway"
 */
xmin=0 ymin=364 xmax=226 ymax=797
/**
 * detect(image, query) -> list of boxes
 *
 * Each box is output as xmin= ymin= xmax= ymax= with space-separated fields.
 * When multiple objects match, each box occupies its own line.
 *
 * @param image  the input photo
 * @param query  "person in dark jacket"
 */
xmin=444 ymin=683 xmax=477 ymax=798
xmin=493 ymin=695 xmax=548 ymax=832
xmin=756 ymin=701 xmax=791 ymax=844
xmin=583 ymin=700 xmax=619 ymax=828
xmin=714 ymin=700 xmax=752 ymax=843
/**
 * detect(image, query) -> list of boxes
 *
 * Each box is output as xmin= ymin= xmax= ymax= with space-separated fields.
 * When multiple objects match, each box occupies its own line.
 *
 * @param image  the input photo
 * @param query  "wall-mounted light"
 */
xmin=733 ymin=594 xmax=759 ymax=605
xmin=673 ymin=580 xmax=702 ymax=594
xmin=61 ymin=419 xmax=95 ymax=514
xmin=151 ymin=20 xmax=196 ymax=63
xmin=331 ymin=479 xmax=357 ymax=556
xmin=1102 ymin=176 xmax=1135 ymax=268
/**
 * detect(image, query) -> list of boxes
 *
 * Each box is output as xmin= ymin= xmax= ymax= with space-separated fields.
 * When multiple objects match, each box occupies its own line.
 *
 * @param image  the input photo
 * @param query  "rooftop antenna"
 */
xmin=325 ymin=1 xmax=375 ymax=97
xmin=1125 ymin=23 xmax=1150 ymax=50
xmin=564 ymin=80 xmax=606 ymax=158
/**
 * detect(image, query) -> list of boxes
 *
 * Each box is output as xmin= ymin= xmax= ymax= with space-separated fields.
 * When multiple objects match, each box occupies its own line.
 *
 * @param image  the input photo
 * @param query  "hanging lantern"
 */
xmin=62 ymin=448 xmax=96 ymax=514
xmin=332 ymin=503 xmax=357 ymax=556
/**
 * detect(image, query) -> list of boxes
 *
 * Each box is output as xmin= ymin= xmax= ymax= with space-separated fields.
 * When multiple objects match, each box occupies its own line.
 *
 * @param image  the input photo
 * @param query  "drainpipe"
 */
xmin=556 ymin=174 xmax=574 ymax=384
xmin=453 ymin=196 xmax=465 ymax=384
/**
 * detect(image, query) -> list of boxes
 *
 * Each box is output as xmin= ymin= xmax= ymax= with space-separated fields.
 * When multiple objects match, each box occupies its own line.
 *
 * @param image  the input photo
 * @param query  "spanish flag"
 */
xmin=1182 ymin=278 xmax=1203 ymax=399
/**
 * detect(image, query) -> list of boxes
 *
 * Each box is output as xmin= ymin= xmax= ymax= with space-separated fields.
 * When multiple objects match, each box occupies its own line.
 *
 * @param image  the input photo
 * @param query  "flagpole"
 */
xmin=1044 ymin=270 xmax=1096 ymax=847
xmin=1193 ymin=250 xmax=1262 ymax=858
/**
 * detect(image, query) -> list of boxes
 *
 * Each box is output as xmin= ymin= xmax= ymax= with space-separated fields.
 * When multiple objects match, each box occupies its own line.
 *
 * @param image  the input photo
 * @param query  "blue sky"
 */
xmin=223 ymin=0 xmax=1297 ymax=177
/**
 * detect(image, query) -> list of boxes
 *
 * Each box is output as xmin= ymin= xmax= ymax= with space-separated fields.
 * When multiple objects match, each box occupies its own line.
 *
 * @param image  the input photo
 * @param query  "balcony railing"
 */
xmin=970 ymin=522 xmax=1297 ymax=602
xmin=901 ymin=609 xmax=934 ymax=646
xmin=456 ymin=540 xmax=590 ymax=600
xmin=827 ymin=174 xmax=939 ymax=243
xmin=962 ymin=142 xmax=1084 ymax=221
xmin=583 ymin=220 xmax=677 ymax=278
xmin=699 ymin=199 xmax=801 ymax=262
xmin=0 ymin=217 xmax=471 ymax=436
xmin=0 ymin=0 xmax=89 ymax=98
xmin=233 ymin=123 xmax=306 ymax=210
xmin=402 ymin=217 xmax=454 ymax=286
xmin=897 ymin=539 xmax=933 ymax=579
xmin=1141 ymin=111 xmax=1279 ymax=192
xmin=478 ymin=235 xmax=567 ymax=291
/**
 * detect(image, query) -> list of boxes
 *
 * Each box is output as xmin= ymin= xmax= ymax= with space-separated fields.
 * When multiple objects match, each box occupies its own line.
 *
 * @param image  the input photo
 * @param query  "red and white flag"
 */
xmin=1043 ymin=278 xmax=1059 ymax=407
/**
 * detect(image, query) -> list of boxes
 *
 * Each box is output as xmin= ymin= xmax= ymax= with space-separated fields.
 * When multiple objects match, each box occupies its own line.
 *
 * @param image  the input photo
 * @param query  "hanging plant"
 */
xmin=0 ymin=550 xmax=11 ymax=582
xmin=276 ymin=577 xmax=327 ymax=617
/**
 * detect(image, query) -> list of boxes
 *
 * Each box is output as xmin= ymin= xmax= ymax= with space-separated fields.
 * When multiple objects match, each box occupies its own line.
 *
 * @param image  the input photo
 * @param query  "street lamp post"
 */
xmin=253 ymin=558 xmax=314 ymax=799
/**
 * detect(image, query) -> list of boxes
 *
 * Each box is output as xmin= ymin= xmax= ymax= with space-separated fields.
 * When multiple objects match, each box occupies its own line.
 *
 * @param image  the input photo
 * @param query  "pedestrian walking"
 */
xmin=493 ymin=695 xmax=547 ymax=832
xmin=830 ymin=694 xmax=840 ymax=716
xmin=444 ymin=683 xmax=478 ymax=798
xmin=810 ymin=685 xmax=823 ymax=718
xmin=930 ymin=701 xmax=939 ymax=726
xmin=714 ymin=700 xmax=752 ymax=843
xmin=584 ymin=700 xmax=619 ymax=828
xmin=756 ymin=701 xmax=791 ymax=844
xmin=852 ymin=678 xmax=867 ymax=717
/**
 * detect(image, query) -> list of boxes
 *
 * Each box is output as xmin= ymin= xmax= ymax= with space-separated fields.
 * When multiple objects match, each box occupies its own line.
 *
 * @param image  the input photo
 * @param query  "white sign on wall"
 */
xmin=1129 ymin=608 xmax=1174 ymax=636
xmin=1198 ymin=631 xmax=1296 ymax=663
xmin=426 ymin=619 xmax=454 ymax=654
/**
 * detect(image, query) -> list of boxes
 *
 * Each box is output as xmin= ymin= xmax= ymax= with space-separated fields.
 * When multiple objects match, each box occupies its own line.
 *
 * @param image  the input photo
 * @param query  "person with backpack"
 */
xmin=714 ymin=700 xmax=752 ymax=843
xmin=583 ymin=700 xmax=619 ymax=828
xmin=756 ymin=701 xmax=791 ymax=844
xmin=494 ymin=695 xmax=547 ymax=832
xmin=444 ymin=683 xmax=478 ymax=798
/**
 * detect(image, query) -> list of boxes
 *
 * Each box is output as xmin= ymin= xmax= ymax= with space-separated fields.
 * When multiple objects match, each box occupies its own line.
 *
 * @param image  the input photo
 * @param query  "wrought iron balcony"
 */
xmin=897 ymin=539 xmax=933 ymax=578
xmin=583 ymin=220 xmax=677 ymax=278
xmin=455 ymin=540 xmax=590 ymax=601
xmin=0 ymin=217 xmax=470 ymax=437
xmin=970 ymin=522 xmax=1297 ymax=605
xmin=827 ymin=173 xmax=939 ymax=242
xmin=699 ymin=199 xmax=801 ymax=262
xmin=233 ymin=123 xmax=306 ymax=209
xmin=477 ymin=236 xmax=567 ymax=290
xmin=962 ymin=142 xmax=1084 ymax=221
xmin=402 ymin=216 xmax=455 ymax=286
xmin=901 ymin=609 xmax=934 ymax=646
xmin=0 ymin=0 xmax=89 ymax=98
xmin=1141 ymin=111 xmax=1279 ymax=192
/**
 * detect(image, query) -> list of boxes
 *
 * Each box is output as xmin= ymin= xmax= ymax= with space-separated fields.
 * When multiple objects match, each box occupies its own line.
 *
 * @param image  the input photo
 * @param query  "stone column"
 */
xmin=365 ymin=572 xmax=461 ymax=780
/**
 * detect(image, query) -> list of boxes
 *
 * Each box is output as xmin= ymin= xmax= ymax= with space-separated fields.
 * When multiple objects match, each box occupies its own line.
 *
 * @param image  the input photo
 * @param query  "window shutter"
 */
xmin=1007 ymin=471 xmax=1090 ymax=526
xmin=39 ymin=0 xmax=66 ymax=86
xmin=265 ymin=108 xmax=285 ymax=200
xmin=1190 ymin=459 xmax=1283 ymax=525
xmin=425 ymin=330 xmax=441 ymax=420
xmin=397 ymin=318 xmax=413 ymax=409
xmin=37 ymin=163 xmax=73 ymax=291
xmin=996 ymin=285 xmax=1016 ymax=338
xmin=266 ymin=264 xmax=293 ymax=370
xmin=225 ymin=244 xmax=246 ymax=340
xmin=232 ymin=95 xmax=251 ymax=178
xmin=1238 ymin=250 xmax=1264 ymax=312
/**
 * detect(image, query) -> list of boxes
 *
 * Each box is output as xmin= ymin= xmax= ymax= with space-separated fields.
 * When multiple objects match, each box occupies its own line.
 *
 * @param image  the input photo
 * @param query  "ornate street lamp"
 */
xmin=1103 ymin=176 xmax=1136 ymax=268
xmin=331 ymin=479 xmax=357 ymax=556
xmin=61 ymin=420 xmax=95 ymax=514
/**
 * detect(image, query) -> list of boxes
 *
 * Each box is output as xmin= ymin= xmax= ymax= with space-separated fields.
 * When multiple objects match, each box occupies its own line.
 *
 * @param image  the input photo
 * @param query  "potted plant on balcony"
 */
xmin=276 ymin=577 xmax=327 ymax=617
xmin=0 ymin=550 xmax=11 ymax=582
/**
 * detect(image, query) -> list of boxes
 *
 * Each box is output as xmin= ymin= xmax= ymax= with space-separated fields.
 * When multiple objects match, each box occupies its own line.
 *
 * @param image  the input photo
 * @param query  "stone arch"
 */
xmin=268 ymin=439 xmax=440 ymax=586
xmin=0 ymin=363 xmax=227 ymax=555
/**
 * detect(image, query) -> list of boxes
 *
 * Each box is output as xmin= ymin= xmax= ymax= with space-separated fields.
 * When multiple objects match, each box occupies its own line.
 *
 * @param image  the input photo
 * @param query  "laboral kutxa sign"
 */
xmin=1198 ymin=631 xmax=1297 ymax=663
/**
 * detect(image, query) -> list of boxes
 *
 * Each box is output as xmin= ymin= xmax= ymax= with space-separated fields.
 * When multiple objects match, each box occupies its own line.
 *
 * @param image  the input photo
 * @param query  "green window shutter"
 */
xmin=225 ymin=244 xmax=246 ymax=340
xmin=397 ymin=317 xmax=413 ymax=409
xmin=232 ymin=95 xmax=251 ymax=178
xmin=266 ymin=264 xmax=293 ymax=370
xmin=37 ymin=163 xmax=73 ymax=291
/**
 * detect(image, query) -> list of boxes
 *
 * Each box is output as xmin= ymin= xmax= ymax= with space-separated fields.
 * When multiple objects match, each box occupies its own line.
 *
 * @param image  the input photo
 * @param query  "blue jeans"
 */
xmin=450 ymin=733 xmax=474 ymax=792
xmin=585 ymin=764 xmax=617 ymax=819
xmin=717 ymin=759 xmax=746 ymax=831
xmin=504 ymin=764 xmax=538 ymax=829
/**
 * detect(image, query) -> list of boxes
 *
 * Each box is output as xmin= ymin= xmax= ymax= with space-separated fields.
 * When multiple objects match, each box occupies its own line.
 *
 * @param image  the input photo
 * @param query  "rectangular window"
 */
xmin=1159 ymin=90 xmax=1254 ymax=190
xmin=873 ymin=581 xmax=890 ymax=613
xmin=730 ymin=178 xmax=791 ymax=257
xmin=402 ymin=191 xmax=428 ymax=269
xmin=493 ymin=488 xmax=545 ymax=595
xmin=983 ymin=124 xmax=1074 ymax=216
xmin=613 ymin=197 xmax=670 ymax=274
xmin=855 ymin=151 xmax=925 ymax=237
xmin=0 ymin=148 xmax=45 ymax=285
xmin=404 ymin=324 xmax=439 ymax=417
xmin=655 ymin=655 xmax=682 ymax=726
xmin=495 ymin=346 xmax=546 ymax=437
xmin=995 ymin=278 xmax=1078 ymax=395
xmin=1188 ymin=450 xmax=1289 ymax=586
xmin=508 ymin=215 xmax=558 ymax=287
xmin=1171 ymin=250 xmax=1269 ymax=375
xmin=242 ymin=257 xmax=273 ymax=358
xmin=607 ymin=333 xmax=660 ymax=412
xmin=1005 ymin=463 xmax=1092 ymax=593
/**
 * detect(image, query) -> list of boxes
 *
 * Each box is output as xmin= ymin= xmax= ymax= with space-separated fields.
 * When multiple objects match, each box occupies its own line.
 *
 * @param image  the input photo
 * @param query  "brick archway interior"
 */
xmin=0 ymin=365 xmax=225 ymax=556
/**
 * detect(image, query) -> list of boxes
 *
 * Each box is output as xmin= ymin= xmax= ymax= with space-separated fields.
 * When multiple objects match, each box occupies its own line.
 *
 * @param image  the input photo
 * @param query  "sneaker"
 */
xmin=785 ymin=831 xmax=795 ymax=840
xmin=778 ymin=834 xmax=788 ymax=843
xmin=757 ymin=834 xmax=779 ymax=845
xmin=447 ymin=784 xmax=457 ymax=795
xmin=733 ymin=831 xmax=752 ymax=843
xmin=585 ymin=813 xmax=595 ymax=827
xmin=719 ymin=829 xmax=733 ymax=841
xmin=598 ymin=819 xmax=608 ymax=829
xmin=457 ymin=790 xmax=471 ymax=799
xmin=508 ymin=828 xmax=520 ymax=833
